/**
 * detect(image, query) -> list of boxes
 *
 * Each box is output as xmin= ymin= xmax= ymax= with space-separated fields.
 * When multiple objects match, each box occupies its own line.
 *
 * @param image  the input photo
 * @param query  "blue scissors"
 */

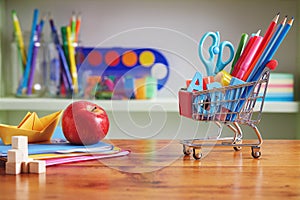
xmin=198 ymin=31 xmax=234 ymax=76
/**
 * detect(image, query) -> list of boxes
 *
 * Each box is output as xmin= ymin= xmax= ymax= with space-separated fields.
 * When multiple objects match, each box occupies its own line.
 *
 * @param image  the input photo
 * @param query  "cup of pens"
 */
xmin=11 ymin=9 xmax=47 ymax=98
xmin=11 ymin=31 xmax=47 ymax=98
xmin=11 ymin=9 xmax=82 ymax=98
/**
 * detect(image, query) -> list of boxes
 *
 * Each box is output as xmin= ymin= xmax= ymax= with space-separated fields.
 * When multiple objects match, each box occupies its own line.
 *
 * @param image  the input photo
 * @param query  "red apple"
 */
xmin=62 ymin=101 xmax=109 ymax=145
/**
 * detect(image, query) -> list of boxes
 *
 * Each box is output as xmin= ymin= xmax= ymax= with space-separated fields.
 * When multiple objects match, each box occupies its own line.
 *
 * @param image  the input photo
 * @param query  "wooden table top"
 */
xmin=0 ymin=139 xmax=300 ymax=199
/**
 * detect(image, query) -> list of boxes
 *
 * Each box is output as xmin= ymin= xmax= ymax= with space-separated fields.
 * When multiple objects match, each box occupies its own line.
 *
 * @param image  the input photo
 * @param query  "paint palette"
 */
xmin=76 ymin=47 xmax=169 ymax=99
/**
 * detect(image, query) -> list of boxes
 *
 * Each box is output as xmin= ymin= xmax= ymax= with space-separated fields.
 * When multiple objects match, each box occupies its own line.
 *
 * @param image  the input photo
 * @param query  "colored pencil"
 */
xmin=242 ymin=12 xmax=280 ymax=81
xmin=38 ymin=15 xmax=46 ymax=37
xmin=49 ymin=17 xmax=73 ymax=93
xmin=27 ymin=24 xmax=41 ymax=95
xmin=231 ymin=30 xmax=260 ymax=76
xmin=262 ymin=17 xmax=294 ymax=66
xmin=11 ymin=10 xmax=27 ymax=69
xmin=230 ymin=33 xmax=248 ymax=73
xmin=75 ymin=13 xmax=81 ymax=43
xmin=17 ymin=9 xmax=39 ymax=95
xmin=249 ymin=17 xmax=294 ymax=82
xmin=70 ymin=11 xmax=76 ymax=41
xmin=253 ymin=16 xmax=287 ymax=77
xmin=61 ymin=26 xmax=70 ymax=66
xmin=66 ymin=26 xmax=78 ymax=94
xmin=235 ymin=34 xmax=262 ymax=79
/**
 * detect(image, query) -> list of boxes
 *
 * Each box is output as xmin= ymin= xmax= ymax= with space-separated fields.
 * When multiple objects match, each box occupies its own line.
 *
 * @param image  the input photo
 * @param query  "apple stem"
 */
xmin=91 ymin=106 xmax=97 ymax=112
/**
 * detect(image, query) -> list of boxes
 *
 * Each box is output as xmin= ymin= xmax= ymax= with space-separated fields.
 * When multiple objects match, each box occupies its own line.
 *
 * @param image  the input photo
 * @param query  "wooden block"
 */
xmin=12 ymin=136 xmax=28 ymax=150
xmin=21 ymin=148 xmax=28 ymax=161
xmin=21 ymin=158 xmax=33 ymax=173
xmin=7 ymin=149 xmax=24 ymax=163
xmin=6 ymin=162 xmax=22 ymax=175
xmin=29 ymin=160 xmax=46 ymax=174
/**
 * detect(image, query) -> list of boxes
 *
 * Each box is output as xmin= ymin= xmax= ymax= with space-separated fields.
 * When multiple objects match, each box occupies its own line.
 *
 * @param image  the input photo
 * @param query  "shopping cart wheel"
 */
xmin=233 ymin=140 xmax=242 ymax=151
xmin=183 ymin=145 xmax=192 ymax=156
xmin=251 ymin=146 xmax=261 ymax=158
xmin=193 ymin=148 xmax=202 ymax=160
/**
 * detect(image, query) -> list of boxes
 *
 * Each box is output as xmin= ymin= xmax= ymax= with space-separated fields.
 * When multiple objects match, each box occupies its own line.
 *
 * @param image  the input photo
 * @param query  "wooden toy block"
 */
xmin=29 ymin=160 xmax=46 ymax=174
xmin=12 ymin=136 xmax=28 ymax=150
xmin=21 ymin=148 xmax=28 ymax=161
xmin=21 ymin=158 xmax=33 ymax=173
xmin=7 ymin=149 xmax=24 ymax=163
xmin=6 ymin=162 xmax=22 ymax=175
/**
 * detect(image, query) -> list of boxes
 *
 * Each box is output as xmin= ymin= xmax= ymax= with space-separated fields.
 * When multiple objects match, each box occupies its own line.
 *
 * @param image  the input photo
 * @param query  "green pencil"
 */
xmin=231 ymin=33 xmax=248 ymax=73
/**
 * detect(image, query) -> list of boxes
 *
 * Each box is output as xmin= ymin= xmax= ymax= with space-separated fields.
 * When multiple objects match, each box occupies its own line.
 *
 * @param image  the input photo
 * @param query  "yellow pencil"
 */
xmin=66 ymin=26 xmax=78 ymax=94
xmin=11 ymin=10 xmax=27 ymax=69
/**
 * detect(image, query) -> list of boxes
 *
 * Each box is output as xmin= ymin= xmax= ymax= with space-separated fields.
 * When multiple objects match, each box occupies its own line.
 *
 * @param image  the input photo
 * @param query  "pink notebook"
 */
xmin=45 ymin=150 xmax=130 ymax=166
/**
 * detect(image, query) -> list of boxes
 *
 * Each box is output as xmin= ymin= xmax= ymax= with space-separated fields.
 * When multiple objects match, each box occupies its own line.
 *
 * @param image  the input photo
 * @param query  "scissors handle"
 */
xmin=215 ymin=41 xmax=234 ymax=74
xmin=198 ymin=32 xmax=220 ymax=76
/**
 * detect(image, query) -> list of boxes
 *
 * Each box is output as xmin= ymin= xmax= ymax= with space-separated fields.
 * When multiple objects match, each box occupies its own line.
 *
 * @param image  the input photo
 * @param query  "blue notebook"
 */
xmin=0 ymin=127 xmax=113 ymax=156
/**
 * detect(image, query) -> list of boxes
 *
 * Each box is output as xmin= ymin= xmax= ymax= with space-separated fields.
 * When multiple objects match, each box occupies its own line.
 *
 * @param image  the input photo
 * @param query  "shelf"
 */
xmin=260 ymin=101 xmax=299 ymax=113
xmin=0 ymin=97 xmax=179 ymax=112
xmin=0 ymin=97 xmax=298 ymax=113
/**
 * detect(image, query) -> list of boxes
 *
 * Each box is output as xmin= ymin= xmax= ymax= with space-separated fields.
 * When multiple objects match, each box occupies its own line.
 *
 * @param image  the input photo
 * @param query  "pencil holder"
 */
xmin=11 ymin=32 xmax=47 ymax=97
xmin=45 ymin=39 xmax=80 ymax=98
xmin=46 ymin=41 xmax=62 ymax=97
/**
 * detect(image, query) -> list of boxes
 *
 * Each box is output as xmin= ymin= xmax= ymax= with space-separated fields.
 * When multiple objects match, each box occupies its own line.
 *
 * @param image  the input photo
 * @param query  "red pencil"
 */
xmin=231 ymin=30 xmax=260 ymax=76
xmin=242 ymin=12 xmax=280 ymax=81
xmin=75 ymin=13 xmax=81 ymax=43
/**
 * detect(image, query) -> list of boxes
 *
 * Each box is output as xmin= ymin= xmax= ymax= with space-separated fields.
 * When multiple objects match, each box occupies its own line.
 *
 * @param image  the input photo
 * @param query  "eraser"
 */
xmin=215 ymin=70 xmax=232 ymax=86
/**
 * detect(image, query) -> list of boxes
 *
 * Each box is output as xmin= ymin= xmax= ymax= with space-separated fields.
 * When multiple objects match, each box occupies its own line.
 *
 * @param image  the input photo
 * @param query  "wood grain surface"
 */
xmin=1 ymin=140 xmax=299 ymax=199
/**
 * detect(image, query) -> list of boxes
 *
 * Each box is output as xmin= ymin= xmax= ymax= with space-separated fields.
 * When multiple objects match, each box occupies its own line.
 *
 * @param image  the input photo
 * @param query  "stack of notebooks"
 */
xmin=0 ymin=127 xmax=129 ymax=166
xmin=265 ymin=73 xmax=294 ymax=101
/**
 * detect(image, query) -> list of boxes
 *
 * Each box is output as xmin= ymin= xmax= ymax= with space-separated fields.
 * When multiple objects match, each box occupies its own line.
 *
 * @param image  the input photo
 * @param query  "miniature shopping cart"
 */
xmin=178 ymin=70 xmax=270 ymax=159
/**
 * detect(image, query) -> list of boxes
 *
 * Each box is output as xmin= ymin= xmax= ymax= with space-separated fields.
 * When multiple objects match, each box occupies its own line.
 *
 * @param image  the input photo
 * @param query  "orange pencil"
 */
xmin=75 ymin=13 xmax=81 ymax=43
xmin=242 ymin=12 xmax=280 ymax=81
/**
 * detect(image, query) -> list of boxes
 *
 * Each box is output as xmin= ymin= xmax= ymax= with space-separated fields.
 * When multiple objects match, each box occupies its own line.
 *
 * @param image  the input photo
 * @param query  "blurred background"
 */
xmin=0 ymin=0 xmax=299 ymax=140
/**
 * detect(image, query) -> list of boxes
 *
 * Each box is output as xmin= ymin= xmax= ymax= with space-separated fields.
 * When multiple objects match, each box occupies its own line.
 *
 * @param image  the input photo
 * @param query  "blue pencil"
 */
xmin=38 ymin=15 xmax=45 ymax=37
xmin=17 ymin=9 xmax=39 ymax=95
xmin=247 ymin=16 xmax=287 ymax=82
xmin=248 ymin=17 xmax=294 ymax=82
xmin=49 ymin=18 xmax=73 ymax=93
xmin=263 ymin=17 xmax=294 ymax=64
xmin=27 ymin=24 xmax=40 ymax=95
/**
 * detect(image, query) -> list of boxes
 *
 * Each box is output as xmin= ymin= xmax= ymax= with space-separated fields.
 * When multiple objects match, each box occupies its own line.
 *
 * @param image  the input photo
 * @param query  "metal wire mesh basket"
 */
xmin=178 ymin=70 xmax=270 ymax=159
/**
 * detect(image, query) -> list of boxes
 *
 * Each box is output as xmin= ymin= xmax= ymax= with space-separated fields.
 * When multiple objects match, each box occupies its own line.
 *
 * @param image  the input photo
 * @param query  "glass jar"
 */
xmin=46 ymin=35 xmax=81 ymax=98
xmin=12 ymin=32 xmax=47 ymax=97
xmin=46 ymin=41 xmax=61 ymax=97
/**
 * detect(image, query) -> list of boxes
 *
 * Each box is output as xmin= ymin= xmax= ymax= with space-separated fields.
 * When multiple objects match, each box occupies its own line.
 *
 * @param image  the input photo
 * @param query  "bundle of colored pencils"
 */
xmin=49 ymin=11 xmax=81 ymax=96
xmin=230 ymin=13 xmax=294 ymax=82
xmin=13 ymin=9 xmax=46 ymax=96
